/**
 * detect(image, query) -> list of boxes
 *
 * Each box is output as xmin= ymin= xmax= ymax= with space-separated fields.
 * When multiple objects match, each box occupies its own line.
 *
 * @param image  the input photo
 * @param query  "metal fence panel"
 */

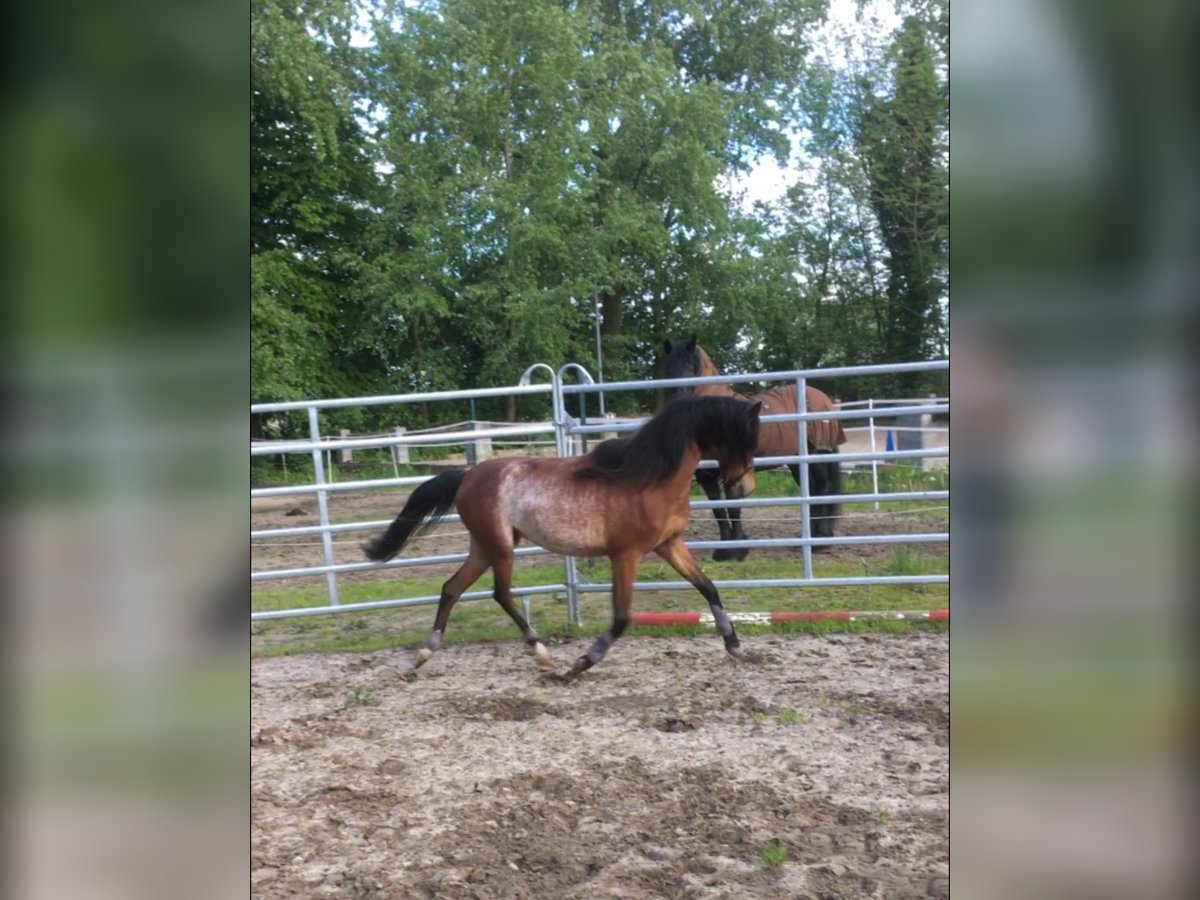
xmin=251 ymin=360 xmax=948 ymax=623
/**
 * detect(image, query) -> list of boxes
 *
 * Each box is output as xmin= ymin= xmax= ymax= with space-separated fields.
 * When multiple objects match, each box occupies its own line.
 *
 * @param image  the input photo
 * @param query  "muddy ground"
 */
xmin=252 ymin=631 xmax=948 ymax=899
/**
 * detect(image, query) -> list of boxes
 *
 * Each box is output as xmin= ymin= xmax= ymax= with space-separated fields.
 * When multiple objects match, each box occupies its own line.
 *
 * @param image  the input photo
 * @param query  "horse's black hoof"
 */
xmin=730 ymin=548 xmax=749 ymax=562
xmin=561 ymin=655 xmax=594 ymax=681
xmin=712 ymin=548 xmax=734 ymax=562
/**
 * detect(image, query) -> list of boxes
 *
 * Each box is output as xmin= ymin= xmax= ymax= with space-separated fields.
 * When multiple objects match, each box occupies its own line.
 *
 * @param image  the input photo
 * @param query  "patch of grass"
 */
xmin=346 ymin=688 xmax=380 ymax=707
xmin=872 ymin=808 xmax=892 ymax=823
xmin=253 ymin=524 xmax=947 ymax=657
xmin=777 ymin=708 xmax=806 ymax=725
xmin=759 ymin=839 xmax=789 ymax=868
xmin=689 ymin=466 xmax=949 ymax=517
xmin=630 ymin=553 xmax=949 ymax=589
xmin=252 ymin=563 xmax=573 ymax=614
xmin=252 ymin=599 xmax=948 ymax=658
xmin=252 ymin=445 xmax=498 ymax=488
xmin=752 ymin=710 xmax=769 ymax=722
xmin=884 ymin=545 xmax=930 ymax=576
xmin=842 ymin=467 xmax=949 ymax=520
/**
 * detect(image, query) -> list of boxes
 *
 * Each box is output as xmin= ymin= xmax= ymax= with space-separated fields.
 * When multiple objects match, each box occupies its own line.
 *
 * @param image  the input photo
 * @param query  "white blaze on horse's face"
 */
xmin=724 ymin=465 xmax=753 ymax=501
xmin=718 ymin=441 xmax=757 ymax=498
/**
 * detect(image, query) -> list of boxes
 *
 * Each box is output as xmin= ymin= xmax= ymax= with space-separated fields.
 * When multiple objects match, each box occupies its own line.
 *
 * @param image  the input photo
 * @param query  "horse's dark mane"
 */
xmin=664 ymin=337 xmax=754 ymax=399
xmin=576 ymin=395 xmax=759 ymax=487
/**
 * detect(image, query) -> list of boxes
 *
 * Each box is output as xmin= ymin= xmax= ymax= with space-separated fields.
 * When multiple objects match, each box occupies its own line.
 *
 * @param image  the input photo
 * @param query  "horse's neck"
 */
xmin=671 ymin=444 xmax=705 ymax=493
xmin=694 ymin=350 xmax=741 ymax=400
xmin=694 ymin=382 xmax=740 ymax=400
xmin=651 ymin=442 xmax=704 ymax=500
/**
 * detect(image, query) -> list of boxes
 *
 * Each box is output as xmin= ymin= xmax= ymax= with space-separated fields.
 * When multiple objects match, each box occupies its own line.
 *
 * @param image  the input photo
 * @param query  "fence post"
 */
xmin=921 ymin=394 xmax=936 ymax=472
xmin=338 ymin=429 xmax=352 ymax=464
xmin=471 ymin=420 xmax=493 ymax=462
xmin=602 ymin=412 xmax=618 ymax=441
xmin=553 ymin=375 xmax=580 ymax=628
xmin=795 ymin=378 xmax=813 ymax=579
xmin=868 ymin=398 xmax=880 ymax=510
xmin=516 ymin=363 xmax=559 ymax=627
xmin=555 ymin=364 xmax=597 ymax=630
xmin=391 ymin=426 xmax=409 ymax=468
xmin=308 ymin=406 xmax=340 ymax=607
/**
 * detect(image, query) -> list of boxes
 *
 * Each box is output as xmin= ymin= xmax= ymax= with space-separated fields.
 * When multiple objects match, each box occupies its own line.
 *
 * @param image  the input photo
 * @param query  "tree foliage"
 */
xmin=856 ymin=14 xmax=948 ymax=391
xmin=251 ymin=0 xmax=375 ymax=411
xmin=251 ymin=0 xmax=948 ymax=426
xmin=778 ymin=0 xmax=947 ymax=398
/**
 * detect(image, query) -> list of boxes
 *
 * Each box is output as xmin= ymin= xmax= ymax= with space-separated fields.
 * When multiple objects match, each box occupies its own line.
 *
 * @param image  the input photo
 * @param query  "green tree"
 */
xmin=251 ymin=0 xmax=375 ymax=415
xmin=359 ymin=0 xmax=826 ymax=415
xmin=250 ymin=0 xmax=947 ymax=417
xmin=777 ymin=2 xmax=947 ymax=400
xmin=855 ymin=14 xmax=947 ymax=391
xmin=362 ymin=0 xmax=605 ymax=420
xmin=578 ymin=0 xmax=827 ymax=394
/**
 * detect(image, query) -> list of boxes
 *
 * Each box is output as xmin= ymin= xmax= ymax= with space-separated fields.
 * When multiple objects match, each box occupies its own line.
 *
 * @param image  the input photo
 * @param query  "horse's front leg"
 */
xmin=724 ymin=486 xmax=750 ymax=562
xmin=654 ymin=536 xmax=740 ymax=654
xmin=566 ymin=551 xmax=638 ymax=679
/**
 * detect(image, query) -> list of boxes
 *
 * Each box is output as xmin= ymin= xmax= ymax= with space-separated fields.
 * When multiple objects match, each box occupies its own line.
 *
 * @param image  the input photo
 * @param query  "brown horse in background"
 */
xmin=663 ymin=338 xmax=846 ymax=560
xmin=364 ymin=395 xmax=761 ymax=678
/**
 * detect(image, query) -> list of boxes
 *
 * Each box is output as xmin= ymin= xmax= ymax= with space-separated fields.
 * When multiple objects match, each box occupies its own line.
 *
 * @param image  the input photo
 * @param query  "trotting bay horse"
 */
xmin=363 ymin=395 xmax=762 ymax=678
xmin=663 ymin=338 xmax=846 ymax=560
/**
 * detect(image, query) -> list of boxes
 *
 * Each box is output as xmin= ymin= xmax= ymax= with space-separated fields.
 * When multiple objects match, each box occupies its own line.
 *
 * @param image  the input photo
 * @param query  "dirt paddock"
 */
xmin=252 ymin=631 xmax=948 ymax=898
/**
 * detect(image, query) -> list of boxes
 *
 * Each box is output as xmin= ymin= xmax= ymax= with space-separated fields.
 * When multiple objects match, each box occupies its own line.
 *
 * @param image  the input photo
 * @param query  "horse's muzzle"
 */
xmin=723 ymin=468 xmax=756 ymax=498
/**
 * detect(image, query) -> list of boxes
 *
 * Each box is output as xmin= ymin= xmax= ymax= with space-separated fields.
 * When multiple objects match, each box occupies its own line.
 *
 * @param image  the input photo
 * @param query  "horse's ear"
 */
xmin=685 ymin=336 xmax=697 ymax=352
xmin=748 ymin=401 xmax=764 ymax=419
xmin=663 ymin=339 xmax=673 ymax=355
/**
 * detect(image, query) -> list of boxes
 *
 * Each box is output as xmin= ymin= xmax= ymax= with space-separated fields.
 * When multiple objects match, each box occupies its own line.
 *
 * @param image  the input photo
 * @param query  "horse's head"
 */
xmin=714 ymin=400 xmax=761 ymax=499
xmin=663 ymin=336 xmax=703 ymax=396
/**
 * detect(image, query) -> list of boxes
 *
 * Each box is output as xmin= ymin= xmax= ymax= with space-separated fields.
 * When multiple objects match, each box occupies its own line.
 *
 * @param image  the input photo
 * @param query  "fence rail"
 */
xmin=251 ymin=360 xmax=948 ymax=624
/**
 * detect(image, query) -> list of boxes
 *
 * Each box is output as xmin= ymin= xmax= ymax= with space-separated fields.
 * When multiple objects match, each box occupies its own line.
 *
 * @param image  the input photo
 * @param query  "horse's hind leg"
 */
xmin=790 ymin=460 xmax=833 ymax=550
xmin=807 ymin=453 xmax=839 ymax=545
xmin=415 ymin=541 xmax=489 ymax=669
xmin=490 ymin=552 xmax=553 ymax=670
xmin=654 ymin=537 xmax=740 ymax=654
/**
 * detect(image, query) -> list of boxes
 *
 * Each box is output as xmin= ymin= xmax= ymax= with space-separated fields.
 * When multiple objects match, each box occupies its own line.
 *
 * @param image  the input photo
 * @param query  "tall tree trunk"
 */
xmin=600 ymin=288 xmax=623 ymax=337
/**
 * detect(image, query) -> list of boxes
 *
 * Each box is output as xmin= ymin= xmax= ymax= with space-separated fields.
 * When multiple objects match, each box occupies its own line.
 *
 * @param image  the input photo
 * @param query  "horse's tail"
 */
xmin=363 ymin=470 xmax=467 ymax=562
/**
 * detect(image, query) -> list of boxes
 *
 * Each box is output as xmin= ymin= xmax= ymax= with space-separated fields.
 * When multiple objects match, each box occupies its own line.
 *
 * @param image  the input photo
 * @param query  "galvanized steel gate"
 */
xmin=251 ymin=360 xmax=948 ymax=626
